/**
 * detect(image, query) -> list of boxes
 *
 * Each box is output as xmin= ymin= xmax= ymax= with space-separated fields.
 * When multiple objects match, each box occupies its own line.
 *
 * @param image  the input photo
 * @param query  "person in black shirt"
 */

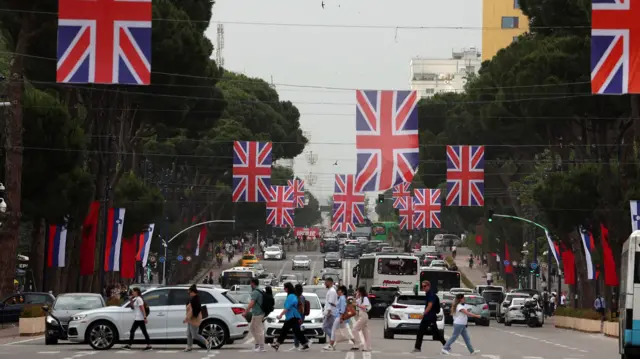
xmin=412 ymin=280 xmax=446 ymax=353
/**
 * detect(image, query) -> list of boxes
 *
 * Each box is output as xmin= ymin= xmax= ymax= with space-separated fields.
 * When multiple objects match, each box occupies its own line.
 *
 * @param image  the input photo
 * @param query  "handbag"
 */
xmin=341 ymin=303 xmax=356 ymax=321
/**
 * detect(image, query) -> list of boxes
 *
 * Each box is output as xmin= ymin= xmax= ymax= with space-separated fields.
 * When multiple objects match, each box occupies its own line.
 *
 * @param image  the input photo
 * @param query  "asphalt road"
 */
xmin=0 ymin=251 xmax=618 ymax=359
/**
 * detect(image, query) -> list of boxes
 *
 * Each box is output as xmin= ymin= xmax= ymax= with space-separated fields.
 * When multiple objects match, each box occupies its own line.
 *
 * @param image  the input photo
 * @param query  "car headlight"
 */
xmin=309 ymin=318 xmax=319 ymax=324
xmin=266 ymin=317 xmax=276 ymax=323
xmin=46 ymin=316 xmax=58 ymax=325
xmin=437 ymin=314 xmax=443 ymax=321
xmin=71 ymin=314 xmax=87 ymax=322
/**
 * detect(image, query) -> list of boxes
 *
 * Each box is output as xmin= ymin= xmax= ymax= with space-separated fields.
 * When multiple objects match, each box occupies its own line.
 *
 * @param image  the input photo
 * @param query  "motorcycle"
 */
xmin=522 ymin=300 xmax=541 ymax=327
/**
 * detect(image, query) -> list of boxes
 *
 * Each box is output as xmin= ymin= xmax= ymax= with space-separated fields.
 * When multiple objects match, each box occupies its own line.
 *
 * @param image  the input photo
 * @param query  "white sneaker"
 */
xmin=441 ymin=349 xmax=451 ymax=355
xmin=323 ymin=344 xmax=335 ymax=351
xmin=287 ymin=346 xmax=299 ymax=351
xmin=471 ymin=350 xmax=481 ymax=355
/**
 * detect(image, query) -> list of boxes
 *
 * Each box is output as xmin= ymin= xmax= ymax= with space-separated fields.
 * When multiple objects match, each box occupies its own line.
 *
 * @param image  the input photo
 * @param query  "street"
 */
xmin=0 ymin=252 xmax=618 ymax=359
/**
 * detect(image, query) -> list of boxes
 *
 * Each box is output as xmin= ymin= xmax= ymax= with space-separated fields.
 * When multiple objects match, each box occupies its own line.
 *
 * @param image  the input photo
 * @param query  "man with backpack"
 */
xmin=412 ymin=281 xmax=446 ymax=353
xmin=292 ymin=284 xmax=310 ymax=350
xmin=245 ymin=278 xmax=274 ymax=352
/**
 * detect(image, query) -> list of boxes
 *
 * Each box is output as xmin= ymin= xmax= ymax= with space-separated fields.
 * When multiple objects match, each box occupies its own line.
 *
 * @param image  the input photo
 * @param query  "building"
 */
xmin=482 ymin=0 xmax=529 ymax=61
xmin=409 ymin=48 xmax=482 ymax=100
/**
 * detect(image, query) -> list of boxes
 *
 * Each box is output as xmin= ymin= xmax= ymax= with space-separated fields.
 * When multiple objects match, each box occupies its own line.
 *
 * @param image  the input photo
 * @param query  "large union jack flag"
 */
xmin=354 ymin=90 xmax=419 ymax=193
xmin=288 ymin=179 xmax=305 ymax=208
xmin=591 ymin=0 xmax=640 ymax=94
xmin=266 ymin=186 xmax=295 ymax=227
xmin=332 ymin=174 xmax=365 ymax=233
xmin=232 ymin=141 xmax=272 ymax=202
xmin=446 ymin=145 xmax=484 ymax=207
xmin=392 ymin=182 xmax=411 ymax=209
xmin=414 ymin=189 xmax=442 ymax=229
xmin=57 ymin=0 xmax=152 ymax=85
xmin=398 ymin=196 xmax=415 ymax=231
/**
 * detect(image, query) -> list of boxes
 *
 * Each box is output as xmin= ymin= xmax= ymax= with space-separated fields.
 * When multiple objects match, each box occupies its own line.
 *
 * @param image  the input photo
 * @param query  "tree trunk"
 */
xmin=0 ymin=17 xmax=31 ymax=297
xmin=29 ymin=218 xmax=45 ymax=291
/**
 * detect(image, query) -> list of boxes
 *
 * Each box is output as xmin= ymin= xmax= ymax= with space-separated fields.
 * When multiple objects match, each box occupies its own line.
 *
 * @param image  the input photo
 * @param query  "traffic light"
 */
xmin=377 ymin=194 xmax=384 ymax=204
xmin=487 ymin=209 xmax=494 ymax=222
xmin=535 ymin=266 xmax=541 ymax=277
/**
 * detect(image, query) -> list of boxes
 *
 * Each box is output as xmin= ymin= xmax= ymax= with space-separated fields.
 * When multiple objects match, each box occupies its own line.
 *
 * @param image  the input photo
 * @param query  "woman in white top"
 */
xmin=350 ymin=286 xmax=372 ymax=351
xmin=442 ymin=294 xmax=481 ymax=355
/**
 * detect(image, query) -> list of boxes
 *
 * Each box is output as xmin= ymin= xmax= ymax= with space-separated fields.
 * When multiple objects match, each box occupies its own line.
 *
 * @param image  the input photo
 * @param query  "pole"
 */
xmin=162 ymin=243 xmax=167 ymax=285
xmin=546 ymin=247 xmax=552 ymax=291
xmin=532 ymin=228 xmax=538 ymax=290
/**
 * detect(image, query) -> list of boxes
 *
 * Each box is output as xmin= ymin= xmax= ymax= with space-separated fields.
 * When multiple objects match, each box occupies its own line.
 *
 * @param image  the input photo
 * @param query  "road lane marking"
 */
xmin=523 ymin=357 xmax=544 ymax=359
xmin=481 ymin=355 xmax=500 ymax=359
xmin=115 ymin=350 xmax=133 ymax=354
xmin=345 ymin=350 xmax=355 ymax=359
xmin=363 ymin=350 xmax=372 ymax=359
xmin=36 ymin=351 xmax=60 ymax=354
xmin=157 ymin=350 xmax=179 ymax=353
xmin=2 ymin=336 xmax=44 ymax=345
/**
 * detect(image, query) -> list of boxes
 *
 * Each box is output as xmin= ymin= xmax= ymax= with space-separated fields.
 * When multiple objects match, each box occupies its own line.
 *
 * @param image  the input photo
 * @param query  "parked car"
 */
xmin=481 ymin=290 xmax=505 ymax=318
xmin=463 ymin=294 xmax=490 ymax=326
xmin=292 ymin=255 xmax=311 ymax=270
xmin=0 ymin=292 xmax=55 ymax=324
xmin=368 ymin=286 xmax=399 ymax=318
xmin=504 ymin=298 xmax=544 ymax=327
xmin=44 ymin=293 xmax=106 ymax=345
xmin=497 ymin=293 xmax=530 ymax=323
xmin=383 ymin=291 xmax=444 ymax=340
xmin=263 ymin=246 xmax=284 ymax=260
xmin=66 ymin=285 xmax=249 ymax=350
xmin=437 ymin=291 xmax=455 ymax=324
xmin=323 ymin=252 xmax=343 ymax=269
xmin=257 ymin=272 xmax=278 ymax=287
xmin=264 ymin=293 xmax=326 ymax=344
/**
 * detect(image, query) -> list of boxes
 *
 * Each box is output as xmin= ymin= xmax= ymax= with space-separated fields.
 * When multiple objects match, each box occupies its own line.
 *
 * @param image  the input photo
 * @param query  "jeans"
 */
xmin=277 ymin=318 xmax=308 ymax=346
xmin=128 ymin=320 xmax=150 ymax=345
xmin=322 ymin=315 xmax=335 ymax=340
xmin=186 ymin=323 xmax=207 ymax=348
xmin=414 ymin=317 xmax=446 ymax=350
xmin=293 ymin=322 xmax=306 ymax=347
xmin=443 ymin=324 xmax=474 ymax=353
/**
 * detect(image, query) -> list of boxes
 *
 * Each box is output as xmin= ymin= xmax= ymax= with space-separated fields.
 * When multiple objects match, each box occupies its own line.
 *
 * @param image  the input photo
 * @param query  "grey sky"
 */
xmin=207 ymin=0 xmax=481 ymax=214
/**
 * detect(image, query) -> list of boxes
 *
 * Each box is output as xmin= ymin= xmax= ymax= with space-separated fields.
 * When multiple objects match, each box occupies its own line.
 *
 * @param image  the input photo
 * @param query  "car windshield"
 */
xmin=511 ymin=298 xmax=526 ymax=306
xmin=294 ymin=256 xmax=309 ymax=260
xmin=274 ymin=295 xmax=321 ymax=309
xmin=438 ymin=292 xmax=455 ymax=301
xmin=464 ymin=296 xmax=485 ymax=305
xmin=344 ymin=245 xmax=357 ymax=250
xmin=53 ymin=295 xmax=103 ymax=311
xmin=266 ymin=247 xmax=280 ymax=251
xmin=396 ymin=295 xmax=425 ymax=306
xmin=326 ymin=252 xmax=340 ymax=258
xmin=258 ymin=273 xmax=272 ymax=279
xmin=250 ymin=264 xmax=263 ymax=269
xmin=307 ymin=287 xmax=328 ymax=298
xmin=280 ymin=274 xmax=297 ymax=281
xmin=482 ymin=291 xmax=503 ymax=302
xmin=242 ymin=255 xmax=256 ymax=260
xmin=322 ymin=273 xmax=340 ymax=280
xmin=431 ymin=261 xmax=446 ymax=266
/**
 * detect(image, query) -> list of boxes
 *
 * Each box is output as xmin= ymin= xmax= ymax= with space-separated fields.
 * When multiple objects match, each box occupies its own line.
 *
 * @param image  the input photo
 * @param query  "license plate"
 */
xmin=409 ymin=313 xmax=423 ymax=319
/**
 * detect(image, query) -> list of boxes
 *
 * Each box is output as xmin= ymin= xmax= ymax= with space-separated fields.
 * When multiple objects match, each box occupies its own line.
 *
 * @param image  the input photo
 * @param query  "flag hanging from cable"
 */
xmin=120 ymin=235 xmax=137 ymax=279
xmin=47 ymin=224 xmax=67 ymax=268
xmin=561 ymin=242 xmax=576 ymax=285
xmin=600 ymin=223 xmax=619 ymax=286
xmin=630 ymin=200 xmax=640 ymax=231
xmin=544 ymin=230 xmax=561 ymax=267
xmin=579 ymin=227 xmax=596 ymax=280
xmin=80 ymin=201 xmax=100 ymax=275
xmin=104 ymin=208 xmax=126 ymax=272
xmin=504 ymin=243 xmax=513 ymax=274
xmin=136 ymin=223 xmax=155 ymax=267
xmin=195 ymin=225 xmax=208 ymax=257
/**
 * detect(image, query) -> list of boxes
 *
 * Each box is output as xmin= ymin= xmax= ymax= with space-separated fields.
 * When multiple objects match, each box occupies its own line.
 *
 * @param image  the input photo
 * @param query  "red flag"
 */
xmin=475 ymin=235 xmax=482 ymax=245
xmin=504 ymin=244 xmax=513 ymax=274
xmin=600 ymin=223 xmax=619 ymax=286
xmin=135 ymin=233 xmax=145 ymax=261
xmin=561 ymin=243 xmax=576 ymax=285
xmin=79 ymin=201 xmax=100 ymax=276
xmin=195 ymin=226 xmax=208 ymax=256
xmin=120 ymin=235 xmax=137 ymax=279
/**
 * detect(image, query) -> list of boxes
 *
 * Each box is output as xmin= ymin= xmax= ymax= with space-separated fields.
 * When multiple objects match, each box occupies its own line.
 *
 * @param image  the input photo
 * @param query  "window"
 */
xmin=514 ymin=0 xmax=520 ymax=8
xmin=359 ymin=257 xmax=375 ymax=279
xmin=501 ymin=16 xmax=519 ymax=29
xmin=464 ymin=296 xmax=486 ymax=305
xmin=466 ymin=65 xmax=475 ymax=73
xmin=425 ymin=88 xmax=435 ymax=94
xmin=25 ymin=294 xmax=52 ymax=305
xmin=397 ymin=295 xmax=426 ymax=306
xmin=143 ymin=289 xmax=170 ymax=306
xmin=169 ymin=289 xmax=190 ymax=306
xmin=513 ymin=36 xmax=519 ymax=43
xmin=377 ymin=258 xmax=418 ymax=275
xmin=242 ymin=255 xmax=256 ymax=260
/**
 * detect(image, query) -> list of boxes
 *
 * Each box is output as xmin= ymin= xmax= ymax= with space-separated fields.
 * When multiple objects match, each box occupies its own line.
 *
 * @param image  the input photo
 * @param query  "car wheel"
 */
xmin=318 ymin=335 xmax=327 ymax=344
xmin=199 ymin=319 xmax=229 ymax=349
xmin=504 ymin=320 xmax=512 ymax=326
xmin=383 ymin=328 xmax=394 ymax=339
xmin=45 ymin=334 xmax=58 ymax=345
xmin=482 ymin=319 xmax=490 ymax=327
xmin=86 ymin=321 xmax=117 ymax=350
xmin=497 ymin=315 xmax=504 ymax=324
xmin=265 ymin=337 xmax=274 ymax=344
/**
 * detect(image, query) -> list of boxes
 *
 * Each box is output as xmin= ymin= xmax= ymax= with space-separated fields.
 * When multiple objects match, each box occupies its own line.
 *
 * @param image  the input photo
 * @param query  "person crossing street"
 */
xmin=245 ymin=278 xmax=267 ymax=352
xmin=412 ymin=281 xmax=446 ymax=353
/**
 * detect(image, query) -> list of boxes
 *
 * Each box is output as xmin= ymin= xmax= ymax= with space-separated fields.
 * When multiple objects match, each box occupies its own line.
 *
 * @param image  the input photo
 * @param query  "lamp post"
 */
xmin=162 ymin=219 xmax=236 ymax=285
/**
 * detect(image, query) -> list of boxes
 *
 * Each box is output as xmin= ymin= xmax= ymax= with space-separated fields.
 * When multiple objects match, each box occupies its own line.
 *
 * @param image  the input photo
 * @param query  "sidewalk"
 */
xmin=452 ymin=247 xmax=487 ymax=288
xmin=0 ymin=324 xmax=18 ymax=339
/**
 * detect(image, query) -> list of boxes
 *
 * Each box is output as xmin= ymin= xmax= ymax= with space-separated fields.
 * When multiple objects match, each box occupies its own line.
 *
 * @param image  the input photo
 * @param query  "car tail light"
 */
xmin=391 ymin=304 xmax=407 ymax=309
xmin=368 ymin=294 xmax=376 ymax=298
xmin=389 ymin=313 xmax=401 ymax=320
xmin=231 ymin=307 xmax=245 ymax=315
xmin=483 ymin=304 xmax=489 ymax=310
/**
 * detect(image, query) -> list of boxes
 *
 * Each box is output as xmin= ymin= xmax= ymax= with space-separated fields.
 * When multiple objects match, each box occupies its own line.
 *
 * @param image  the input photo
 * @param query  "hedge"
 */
xmin=20 ymin=304 xmax=46 ymax=318
xmin=555 ymin=306 xmax=618 ymax=322
xmin=445 ymin=256 xmax=474 ymax=289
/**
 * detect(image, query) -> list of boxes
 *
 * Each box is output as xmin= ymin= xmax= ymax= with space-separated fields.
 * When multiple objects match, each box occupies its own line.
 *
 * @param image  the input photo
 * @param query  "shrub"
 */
xmin=555 ymin=306 xmax=619 ymax=322
xmin=20 ymin=304 xmax=46 ymax=318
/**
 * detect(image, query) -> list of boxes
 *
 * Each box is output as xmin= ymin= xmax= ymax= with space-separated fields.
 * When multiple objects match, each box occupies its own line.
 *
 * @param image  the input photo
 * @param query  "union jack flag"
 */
xmin=288 ymin=179 xmax=305 ymax=208
xmin=232 ymin=141 xmax=272 ymax=202
xmin=57 ymin=0 xmax=152 ymax=85
xmin=354 ymin=90 xmax=419 ymax=193
xmin=414 ymin=189 xmax=441 ymax=229
xmin=591 ymin=0 xmax=640 ymax=94
xmin=266 ymin=186 xmax=295 ymax=227
xmin=332 ymin=174 xmax=365 ymax=233
xmin=392 ymin=182 xmax=411 ymax=209
xmin=398 ymin=196 xmax=415 ymax=231
xmin=446 ymin=145 xmax=485 ymax=207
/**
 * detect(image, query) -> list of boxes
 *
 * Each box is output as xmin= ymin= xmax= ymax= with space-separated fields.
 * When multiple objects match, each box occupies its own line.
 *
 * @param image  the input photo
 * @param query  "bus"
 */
xmin=354 ymin=253 xmax=419 ymax=290
xmin=417 ymin=267 xmax=461 ymax=294
xmin=371 ymin=222 xmax=399 ymax=241
xmin=219 ymin=267 xmax=256 ymax=289
xmin=619 ymin=231 xmax=640 ymax=359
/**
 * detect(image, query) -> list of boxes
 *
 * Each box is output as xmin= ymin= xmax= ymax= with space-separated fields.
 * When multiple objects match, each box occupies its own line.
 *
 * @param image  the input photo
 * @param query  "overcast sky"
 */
xmin=206 ymin=0 xmax=481 ymax=213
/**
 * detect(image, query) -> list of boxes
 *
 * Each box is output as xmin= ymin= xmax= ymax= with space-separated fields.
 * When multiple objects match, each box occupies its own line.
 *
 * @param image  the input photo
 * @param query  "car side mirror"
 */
xmin=502 ymin=303 xmax=508 ymax=307
xmin=42 ymin=305 xmax=49 ymax=313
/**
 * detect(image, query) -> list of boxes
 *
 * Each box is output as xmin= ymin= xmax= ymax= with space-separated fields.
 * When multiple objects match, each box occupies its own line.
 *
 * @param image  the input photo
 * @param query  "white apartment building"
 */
xmin=410 ymin=47 xmax=482 ymax=99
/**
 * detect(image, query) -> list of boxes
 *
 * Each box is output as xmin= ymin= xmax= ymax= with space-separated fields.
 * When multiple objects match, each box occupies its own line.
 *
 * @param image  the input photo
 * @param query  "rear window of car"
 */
xmin=397 ymin=295 xmax=425 ymax=305
xmin=370 ymin=287 xmax=398 ymax=296
xmin=345 ymin=245 xmax=357 ymax=250
xmin=242 ymin=255 xmax=256 ymax=260
xmin=482 ymin=291 xmax=503 ymax=302
xmin=464 ymin=296 xmax=485 ymax=305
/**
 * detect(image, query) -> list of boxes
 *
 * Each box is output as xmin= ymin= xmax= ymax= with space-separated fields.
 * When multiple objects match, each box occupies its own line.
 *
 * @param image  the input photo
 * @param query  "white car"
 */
xmin=66 ymin=286 xmax=249 ymax=350
xmin=428 ymin=260 xmax=448 ymax=270
xmin=292 ymin=255 xmax=311 ymax=270
xmin=264 ymin=292 xmax=326 ymax=344
xmin=450 ymin=287 xmax=474 ymax=294
xmin=264 ymin=246 xmax=284 ymax=260
xmin=249 ymin=263 xmax=266 ymax=276
xmin=504 ymin=298 xmax=544 ymax=326
xmin=383 ymin=291 xmax=444 ymax=340
xmin=496 ymin=293 xmax=530 ymax=323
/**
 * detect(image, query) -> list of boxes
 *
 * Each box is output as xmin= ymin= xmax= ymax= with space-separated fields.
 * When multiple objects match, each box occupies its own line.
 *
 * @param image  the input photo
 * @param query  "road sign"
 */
xmin=503 ymin=260 xmax=510 ymax=266
xmin=530 ymin=262 xmax=538 ymax=269
xmin=159 ymin=257 xmax=165 ymax=263
xmin=177 ymin=255 xmax=184 ymax=261
xmin=186 ymin=256 xmax=192 ymax=262
xmin=149 ymin=256 xmax=157 ymax=263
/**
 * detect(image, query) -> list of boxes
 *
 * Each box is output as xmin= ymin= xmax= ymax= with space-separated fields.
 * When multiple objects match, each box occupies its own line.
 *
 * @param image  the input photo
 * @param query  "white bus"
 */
xmin=620 ymin=231 xmax=640 ymax=359
xmin=354 ymin=253 xmax=419 ymax=291
xmin=219 ymin=267 xmax=257 ymax=289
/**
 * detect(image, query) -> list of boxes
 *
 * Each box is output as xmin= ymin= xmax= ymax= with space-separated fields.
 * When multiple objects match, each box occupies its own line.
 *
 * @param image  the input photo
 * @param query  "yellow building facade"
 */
xmin=482 ymin=0 xmax=529 ymax=61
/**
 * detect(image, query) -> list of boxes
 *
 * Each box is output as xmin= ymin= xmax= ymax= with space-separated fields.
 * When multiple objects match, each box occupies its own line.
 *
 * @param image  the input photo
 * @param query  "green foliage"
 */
xmin=114 ymin=172 xmax=164 ymax=237
xmin=295 ymin=191 xmax=322 ymax=227
xmin=20 ymin=304 xmax=45 ymax=318
xmin=554 ymin=306 xmax=616 ymax=321
xmin=374 ymin=189 xmax=396 ymax=221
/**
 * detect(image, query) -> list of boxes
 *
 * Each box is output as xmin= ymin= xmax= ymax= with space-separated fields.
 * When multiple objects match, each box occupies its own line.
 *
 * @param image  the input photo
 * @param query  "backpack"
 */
xmin=300 ymin=296 xmax=311 ymax=316
xmin=431 ymin=294 xmax=441 ymax=315
xmin=257 ymin=289 xmax=274 ymax=316
xmin=142 ymin=298 xmax=150 ymax=316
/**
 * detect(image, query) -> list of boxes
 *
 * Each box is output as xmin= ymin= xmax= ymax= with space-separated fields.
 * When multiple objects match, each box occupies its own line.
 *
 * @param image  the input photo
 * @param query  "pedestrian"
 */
xmin=245 ymin=278 xmax=266 ymax=352
xmin=441 ymin=294 xmax=481 ymax=355
xmin=270 ymin=282 xmax=309 ymax=351
xmin=325 ymin=285 xmax=353 ymax=350
xmin=322 ymin=278 xmax=338 ymax=342
xmin=350 ymin=286 xmax=371 ymax=351
xmin=208 ymin=276 xmax=214 ymax=285
xmin=203 ymin=276 xmax=209 ymax=284
xmin=291 ymin=283 xmax=309 ymax=351
xmin=486 ymin=272 xmax=493 ymax=285
xmin=560 ymin=291 xmax=567 ymax=307
xmin=121 ymin=287 xmax=151 ymax=351
xmin=184 ymin=285 xmax=209 ymax=352
xmin=550 ymin=293 xmax=556 ymax=315
xmin=594 ymin=293 xmax=606 ymax=331
xmin=412 ymin=280 xmax=446 ymax=353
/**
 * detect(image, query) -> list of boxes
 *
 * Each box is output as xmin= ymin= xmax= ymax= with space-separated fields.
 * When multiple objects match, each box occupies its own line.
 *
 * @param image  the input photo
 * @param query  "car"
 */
xmin=264 ymin=292 xmax=326 ymax=344
xmin=428 ymin=260 xmax=448 ymax=270
xmin=263 ymin=246 xmax=284 ymax=260
xmin=342 ymin=244 xmax=360 ymax=259
xmin=303 ymin=285 xmax=329 ymax=308
xmin=249 ymin=263 xmax=266 ymax=276
xmin=419 ymin=254 xmax=439 ymax=267
xmin=1 ymin=292 xmax=55 ymax=324
xmin=449 ymin=287 xmax=474 ymax=295
xmin=230 ymin=285 xmax=252 ymax=292
xmin=322 ymin=239 xmax=340 ymax=253
xmin=496 ymin=293 xmax=530 ymax=323
xmin=383 ymin=291 xmax=445 ymax=340
xmin=66 ymin=285 xmax=249 ymax=350
xmin=292 ymin=255 xmax=311 ymax=270
xmin=257 ymin=272 xmax=278 ymax=287
xmin=509 ymin=288 xmax=540 ymax=298
xmin=380 ymin=246 xmax=397 ymax=253
xmin=44 ymin=293 xmax=105 ymax=345
xmin=240 ymin=254 xmax=258 ymax=267
xmin=368 ymin=286 xmax=399 ymax=318
xmin=504 ymin=298 xmax=544 ymax=327
xmin=481 ymin=290 xmax=505 ymax=318
xmin=462 ymin=295 xmax=490 ymax=326
xmin=279 ymin=274 xmax=304 ymax=286
xmin=437 ymin=292 xmax=456 ymax=324
xmin=475 ymin=285 xmax=505 ymax=295
xmin=323 ymin=252 xmax=343 ymax=269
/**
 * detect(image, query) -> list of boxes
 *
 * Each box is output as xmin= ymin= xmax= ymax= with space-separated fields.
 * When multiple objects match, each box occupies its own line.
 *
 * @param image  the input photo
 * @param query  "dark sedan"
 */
xmin=324 ymin=252 xmax=343 ymax=269
xmin=342 ymin=244 xmax=360 ymax=259
xmin=44 ymin=293 xmax=105 ymax=344
xmin=438 ymin=292 xmax=455 ymax=324
xmin=368 ymin=286 xmax=399 ymax=318
xmin=1 ymin=292 xmax=55 ymax=324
